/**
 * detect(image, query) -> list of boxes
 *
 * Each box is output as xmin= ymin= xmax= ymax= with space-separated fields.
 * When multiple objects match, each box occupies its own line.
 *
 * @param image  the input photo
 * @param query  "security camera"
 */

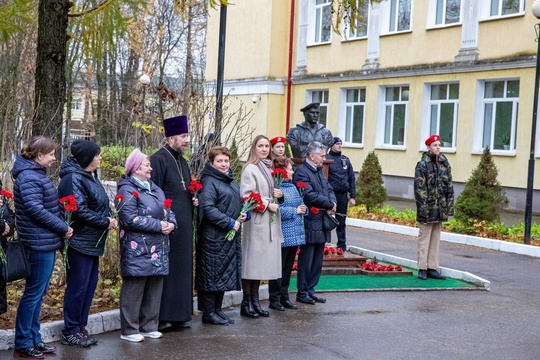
xmin=252 ymin=94 xmax=261 ymax=104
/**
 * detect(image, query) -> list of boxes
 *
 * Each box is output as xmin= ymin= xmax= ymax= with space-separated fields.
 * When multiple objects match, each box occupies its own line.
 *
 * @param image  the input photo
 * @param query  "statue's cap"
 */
xmin=300 ymin=102 xmax=320 ymax=113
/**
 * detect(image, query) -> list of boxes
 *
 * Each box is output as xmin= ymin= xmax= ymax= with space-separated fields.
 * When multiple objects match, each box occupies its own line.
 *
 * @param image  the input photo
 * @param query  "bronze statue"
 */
xmin=286 ymin=103 xmax=334 ymax=159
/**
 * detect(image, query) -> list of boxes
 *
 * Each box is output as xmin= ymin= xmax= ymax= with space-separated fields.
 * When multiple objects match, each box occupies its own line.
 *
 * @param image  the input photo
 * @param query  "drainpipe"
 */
xmin=285 ymin=0 xmax=296 ymax=132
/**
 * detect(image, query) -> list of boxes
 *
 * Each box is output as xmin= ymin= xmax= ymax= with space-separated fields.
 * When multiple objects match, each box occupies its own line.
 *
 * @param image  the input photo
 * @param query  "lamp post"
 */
xmin=525 ymin=1 xmax=540 ymax=244
xmin=139 ymin=74 xmax=151 ymax=148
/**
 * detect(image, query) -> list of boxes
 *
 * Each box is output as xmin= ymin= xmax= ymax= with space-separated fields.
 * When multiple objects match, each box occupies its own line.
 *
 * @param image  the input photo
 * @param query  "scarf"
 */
xmin=258 ymin=158 xmax=274 ymax=197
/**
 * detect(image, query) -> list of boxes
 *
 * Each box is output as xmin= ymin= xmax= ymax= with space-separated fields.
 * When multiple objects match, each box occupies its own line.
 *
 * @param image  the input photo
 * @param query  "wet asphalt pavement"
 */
xmin=2 ymin=226 xmax=540 ymax=360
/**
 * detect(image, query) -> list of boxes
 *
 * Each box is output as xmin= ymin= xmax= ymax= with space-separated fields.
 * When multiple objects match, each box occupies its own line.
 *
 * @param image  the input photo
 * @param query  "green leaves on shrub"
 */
xmin=356 ymin=151 xmax=387 ymax=212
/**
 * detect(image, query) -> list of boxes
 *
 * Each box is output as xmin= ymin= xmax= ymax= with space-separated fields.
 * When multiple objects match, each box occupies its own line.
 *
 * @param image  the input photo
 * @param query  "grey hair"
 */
xmin=306 ymin=141 xmax=326 ymax=155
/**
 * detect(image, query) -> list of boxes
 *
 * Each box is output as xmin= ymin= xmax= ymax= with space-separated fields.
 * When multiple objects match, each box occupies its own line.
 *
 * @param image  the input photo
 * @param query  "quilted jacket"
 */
xmin=278 ymin=181 xmax=306 ymax=248
xmin=117 ymin=176 xmax=176 ymax=277
xmin=195 ymin=162 xmax=242 ymax=292
xmin=58 ymin=157 xmax=112 ymax=256
xmin=11 ymin=156 xmax=67 ymax=252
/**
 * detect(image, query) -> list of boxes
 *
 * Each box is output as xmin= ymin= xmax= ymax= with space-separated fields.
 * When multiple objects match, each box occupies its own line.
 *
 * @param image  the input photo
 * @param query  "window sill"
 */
xmin=375 ymin=144 xmax=407 ymax=151
xmin=341 ymin=36 xmax=367 ymax=43
xmin=472 ymin=149 xmax=516 ymax=157
xmin=380 ymin=30 xmax=412 ymax=38
xmin=479 ymin=12 xmax=525 ymax=23
xmin=343 ymin=143 xmax=364 ymax=149
xmin=307 ymin=41 xmax=332 ymax=48
xmin=426 ymin=22 xmax=462 ymax=31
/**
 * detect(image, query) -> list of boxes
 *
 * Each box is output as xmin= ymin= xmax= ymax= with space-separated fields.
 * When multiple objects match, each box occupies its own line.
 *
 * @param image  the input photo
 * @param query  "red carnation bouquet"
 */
xmin=270 ymin=168 xmax=288 ymax=224
xmin=96 ymin=191 xmax=139 ymax=248
xmin=59 ymin=195 xmax=78 ymax=270
xmin=188 ymin=179 xmax=203 ymax=243
xmin=225 ymin=192 xmax=265 ymax=241
xmin=164 ymin=198 xmax=173 ymax=221
xmin=0 ymin=189 xmax=13 ymax=263
xmin=296 ymin=182 xmax=307 ymax=200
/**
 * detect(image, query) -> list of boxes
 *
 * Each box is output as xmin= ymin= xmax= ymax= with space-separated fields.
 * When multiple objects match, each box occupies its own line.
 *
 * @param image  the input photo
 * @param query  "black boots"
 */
xmin=427 ymin=268 xmax=446 ymax=280
xmin=240 ymin=294 xmax=259 ymax=318
xmin=251 ymin=293 xmax=270 ymax=317
xmin=202 ymin=312 xmax=229 ymax=325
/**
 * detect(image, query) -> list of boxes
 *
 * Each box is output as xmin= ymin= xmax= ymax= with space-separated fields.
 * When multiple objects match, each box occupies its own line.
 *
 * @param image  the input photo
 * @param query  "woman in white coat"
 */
xmin=240 ymin=135 xmax=284 ymax=318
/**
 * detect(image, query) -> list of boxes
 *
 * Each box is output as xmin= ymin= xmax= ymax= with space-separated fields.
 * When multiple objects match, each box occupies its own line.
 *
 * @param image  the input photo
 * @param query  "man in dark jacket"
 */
xmin=293 ymin=142 xmax=336 ymax=305
xmin=414 ymin=135 xmax=454 ymax=280
xmin=326 ymin=137 xmax=356 ymax=251
xmin=151 ymin=115 xmax=198 ymax=330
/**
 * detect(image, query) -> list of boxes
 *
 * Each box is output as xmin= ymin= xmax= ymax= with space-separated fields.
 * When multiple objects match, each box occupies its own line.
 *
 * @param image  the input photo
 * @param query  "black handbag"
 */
xmin=1 ymin=239 xmax=30 ymax=282
xmin=322 ymin=212 xmax=339 ymax=231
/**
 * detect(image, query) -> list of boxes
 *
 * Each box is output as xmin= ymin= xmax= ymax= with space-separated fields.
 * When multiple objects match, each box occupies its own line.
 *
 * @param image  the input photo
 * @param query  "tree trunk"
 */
xmin=33 ymin=0 xmax=71 ymax=143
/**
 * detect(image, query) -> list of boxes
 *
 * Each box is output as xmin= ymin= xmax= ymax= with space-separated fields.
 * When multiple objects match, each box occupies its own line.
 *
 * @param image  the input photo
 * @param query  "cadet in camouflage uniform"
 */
xmin=414 ymin=135 xmax=454 ymax=280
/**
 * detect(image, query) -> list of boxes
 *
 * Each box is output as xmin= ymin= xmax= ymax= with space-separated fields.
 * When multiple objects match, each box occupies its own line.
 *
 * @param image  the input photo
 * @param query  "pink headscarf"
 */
xmin=124 ymin=148 xmax=147 ymax=176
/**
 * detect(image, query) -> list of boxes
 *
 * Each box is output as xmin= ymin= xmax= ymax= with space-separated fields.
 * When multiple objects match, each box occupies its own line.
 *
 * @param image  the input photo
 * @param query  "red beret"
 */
xmin=425 ymin=134 xmax=441 ymax=146
xmin=270 ymin=136 xmax=286 ymax=146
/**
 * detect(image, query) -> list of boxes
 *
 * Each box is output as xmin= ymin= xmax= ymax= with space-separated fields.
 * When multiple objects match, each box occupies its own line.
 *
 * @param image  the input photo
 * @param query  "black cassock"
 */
xmin=151 ymin=144 xmax=193 ymax=323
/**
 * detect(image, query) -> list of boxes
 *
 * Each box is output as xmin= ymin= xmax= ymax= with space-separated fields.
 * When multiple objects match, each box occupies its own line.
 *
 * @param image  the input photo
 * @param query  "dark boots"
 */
xmin=251 ymin=293 xmax=270 ymax=317
xmin=240 ymin=294 xmax=259 ymax=318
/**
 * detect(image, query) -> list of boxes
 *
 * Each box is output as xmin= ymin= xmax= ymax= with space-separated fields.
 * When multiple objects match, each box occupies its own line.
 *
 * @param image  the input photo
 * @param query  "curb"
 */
xmin=347 ymin=218 xmax=540 ymax=258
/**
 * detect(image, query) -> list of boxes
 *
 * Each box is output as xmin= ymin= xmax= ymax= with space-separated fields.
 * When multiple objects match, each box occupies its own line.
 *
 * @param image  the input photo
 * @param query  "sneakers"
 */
xmin=82 ymin=329 xmax=98 ymax=345
xmin=120 ymin=334 xmax=145 ymax=342
xmin=61 ymin=332 xmax=91 ymax=347
xmin=140 ymin=331 xmax=163 ymax=339
xmin=13 ymin=347 xmax=44 ymax=359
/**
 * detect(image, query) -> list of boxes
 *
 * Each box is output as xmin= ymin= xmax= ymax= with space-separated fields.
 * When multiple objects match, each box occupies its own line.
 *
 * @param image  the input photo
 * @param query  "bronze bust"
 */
xmin=286 ymin=102 xmax=334 ymax=159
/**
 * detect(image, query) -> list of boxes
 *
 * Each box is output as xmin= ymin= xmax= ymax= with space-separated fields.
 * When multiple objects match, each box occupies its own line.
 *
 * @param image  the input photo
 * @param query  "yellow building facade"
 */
xmin=205 ymin=0 xmax=539 ymax=212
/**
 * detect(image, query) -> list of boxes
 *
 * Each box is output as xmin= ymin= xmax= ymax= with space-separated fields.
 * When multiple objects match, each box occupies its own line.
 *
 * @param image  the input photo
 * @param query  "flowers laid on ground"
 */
xmin=324 ymin=245 xmax=344 ymax=257
xmin=59 ymin=195 xmax=77 ymax=269
xmin=362 ymin=261 xmax=403 ymax=272
xmin=188 ymin=179 xmax=203 ymax=243
xmin=225 ymin=192 xmax=265 ymax=241
xmin=0 ymin=189 xmax=13 ymax=263
xmin=270 ymin=168 xmax=288 ymax=224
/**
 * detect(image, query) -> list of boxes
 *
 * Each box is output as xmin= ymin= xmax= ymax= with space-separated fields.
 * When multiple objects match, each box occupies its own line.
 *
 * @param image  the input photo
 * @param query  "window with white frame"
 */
xmin=311 ymin=90 xmax=329 ymax=127
xmin=71 ymin=98 xmax=81 ymax=110
xmin=481 ymin=0 xmax=525 ymax=19
xmin=384 ymin=86 xmax=409 ymax=146
xmin=312 ymin=0 xmax=332 ymax=44
xmin=343 ymin=88 xmax=366 ymax=144
xmin=482 ymin=80 xmax=519 ymax=151
xmin=346 ymin=1 xmax=369 ymax=39
xmin=383 ymin=0 xmax=412 ymax=33
xmin=429 ymin=83 xmax=459 ymax=148
xmin=435 ymin=0 xmax=460 ymax=25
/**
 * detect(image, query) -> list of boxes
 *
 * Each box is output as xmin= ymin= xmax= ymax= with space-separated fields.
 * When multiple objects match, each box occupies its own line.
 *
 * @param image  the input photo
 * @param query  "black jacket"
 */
xmin=58 ymin=157 xmax=112 ymax=256
xmin=326 ymin=150 xmax=356 ymax=197
xmin=293 ymin=161 xmax=336 ymax=244
xmin=0 ymin=180 xmax=15 ymax=315
xmin=195 ymin=162 xmax=242 ymax=292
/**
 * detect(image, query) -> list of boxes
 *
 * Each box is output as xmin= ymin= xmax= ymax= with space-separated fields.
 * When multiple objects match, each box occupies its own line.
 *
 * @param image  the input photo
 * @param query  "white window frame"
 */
xmin=480 ymin=0 xmax=525 ymax=20
xmin=376 ymin=85 xmax=409 ymax=149
xmin=427 ymin=0 xmax=462 ymax=29
xmin=381 ymin=0 xmax=413 ymax=35
xmin=307 ymin=89 xmax=329 ymax=127
xmin=473 ymin=79 xmax=519 ymax=155
xmin=342 ymin=0 xmax=369 ymax=40
xmin=71 ymin=98 xmax=81 ymax=110
xmin=420 ymin=82 xmax=459 ymax=151
xmin=308 ymin=0 xmax=332 ymax=45
xmin=339 ymin=87 xmax=366 ymax=146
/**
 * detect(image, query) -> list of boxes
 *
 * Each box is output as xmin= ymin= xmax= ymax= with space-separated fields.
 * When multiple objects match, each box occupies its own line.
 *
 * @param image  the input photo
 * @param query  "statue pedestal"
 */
xmin=291 ymin=158 xmax=334 ymax=179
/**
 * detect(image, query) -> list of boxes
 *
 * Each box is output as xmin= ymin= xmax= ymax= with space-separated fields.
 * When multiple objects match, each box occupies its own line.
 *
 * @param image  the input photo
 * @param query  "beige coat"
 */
xmin=240 ymin=163 xmax=283 ymax=280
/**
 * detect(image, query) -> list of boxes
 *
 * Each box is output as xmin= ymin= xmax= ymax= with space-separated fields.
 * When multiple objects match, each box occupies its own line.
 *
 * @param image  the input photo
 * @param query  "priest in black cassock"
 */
xmin=151 ymin=115 xmax=198 ymax=329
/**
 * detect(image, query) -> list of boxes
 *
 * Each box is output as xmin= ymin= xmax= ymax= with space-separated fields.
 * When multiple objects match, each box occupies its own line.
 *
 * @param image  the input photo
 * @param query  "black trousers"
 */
xmin=296 ymin=243 xmax=325 ymax=298
xmin=268 ymin=246 xmax=298 ymax=303
xmin=197 ymin=290 xmax=225 ymax=314
xmin=335 ymin=191 xmax=349 ymax=250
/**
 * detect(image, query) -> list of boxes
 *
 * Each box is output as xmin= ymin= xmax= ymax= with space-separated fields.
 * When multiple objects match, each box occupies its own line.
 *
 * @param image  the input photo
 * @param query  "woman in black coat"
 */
xmin=58 ymin=140 xmax=117 ymax=347
xmin=0 ymin=180 xmax=15 ymax=315
xmin=196 ymin=146 xmax=246 ymax=325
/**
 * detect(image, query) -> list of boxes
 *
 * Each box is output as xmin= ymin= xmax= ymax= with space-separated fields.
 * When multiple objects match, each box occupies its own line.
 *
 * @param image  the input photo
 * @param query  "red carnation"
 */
xmin=310 ymin=206 xmax=320 ymax=215
xmin=297 ymin=182 xmax=307 ymax=189
xmin=132 ymin=191 xmax=139 ymax=199
xmin=115 ymin=194 xmax=125 ymax=202
xmin=164 ymin=199 xmax=173 ymax=209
